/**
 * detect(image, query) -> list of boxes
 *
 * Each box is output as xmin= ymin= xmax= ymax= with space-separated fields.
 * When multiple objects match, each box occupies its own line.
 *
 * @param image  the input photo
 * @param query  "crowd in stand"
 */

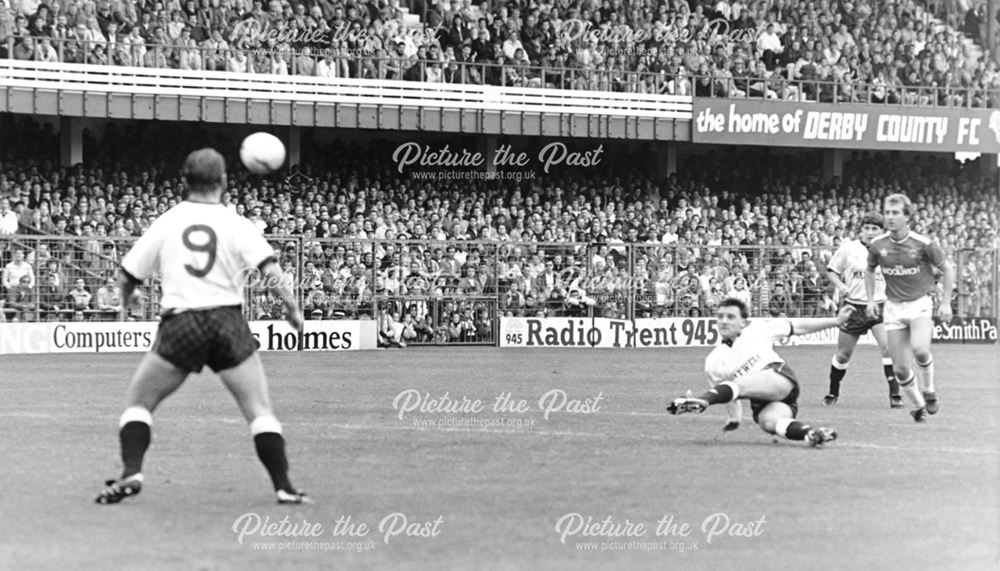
xmin=1 ymin=0 xmax=998 ymax=104
xmin=1 ymin=121 xmax=996 ymax=337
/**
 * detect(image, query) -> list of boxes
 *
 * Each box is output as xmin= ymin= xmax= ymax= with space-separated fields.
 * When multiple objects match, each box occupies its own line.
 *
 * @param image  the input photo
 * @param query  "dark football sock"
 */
xmin=699 ymin=382 xmax=736 ymax=405
xmin=828 ymin=365 xmax=847 ymax=396
xmin=780 ymin=420 xmax=811 ymax=441
xmin=254 ymin=433 xmax=293 ymax=492
xmin=885 ymin=364 xmax=899 ymax=396
xmin=120 ymin=421 xmax=151 ymax=479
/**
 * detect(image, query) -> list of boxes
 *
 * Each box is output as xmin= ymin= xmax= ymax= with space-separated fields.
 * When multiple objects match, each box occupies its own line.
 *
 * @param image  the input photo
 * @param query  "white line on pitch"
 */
xmin=7 ymin=412 xmax=993 ymax=456
xmin=837 ymin=442 xmax=999 ymax=455
xmin=281 ymin=421 xmax=1000 ymax=454
xmin=312 ymin=421 xmax=610 ymax=438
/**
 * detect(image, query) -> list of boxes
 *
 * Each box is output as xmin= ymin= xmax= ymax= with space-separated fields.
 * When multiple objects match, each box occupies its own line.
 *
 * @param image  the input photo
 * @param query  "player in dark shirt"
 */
xmin=865 ymin=194 xmax=954 ymax=423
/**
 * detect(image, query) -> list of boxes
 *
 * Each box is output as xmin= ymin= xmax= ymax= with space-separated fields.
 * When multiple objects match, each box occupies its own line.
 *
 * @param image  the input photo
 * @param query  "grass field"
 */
xmin=0 ymin=344 xmax=997 ymax=571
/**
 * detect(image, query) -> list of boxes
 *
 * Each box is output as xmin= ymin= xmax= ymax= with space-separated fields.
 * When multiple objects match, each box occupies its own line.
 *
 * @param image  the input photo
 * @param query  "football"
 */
xmin=240 ymin=132 xmax=286 ymax=174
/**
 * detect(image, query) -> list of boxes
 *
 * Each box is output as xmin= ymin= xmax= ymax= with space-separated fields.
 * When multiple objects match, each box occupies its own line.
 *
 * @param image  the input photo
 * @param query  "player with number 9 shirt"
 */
xmin=95 ymin=148 xmax=311 ymax=505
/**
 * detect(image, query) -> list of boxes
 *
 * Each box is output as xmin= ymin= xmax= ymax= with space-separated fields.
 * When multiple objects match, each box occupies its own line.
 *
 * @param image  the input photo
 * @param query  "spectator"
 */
xmin=12 ymin=35 xmax=34 ymax=60
xmin=757 ymin=23 xmax=783 ymax=70
xmin=703 ymin=276 xmax=727 ymax=314
xmin=202 ymin=29 xmax=228 ymax=71
xmin=270 ymin=50 xmax=289 ymax=75
xmin=665 ymin=66 xmax=693 ymax=95
xmin=378 ymin=308 xmax=406 ymax=347
xmin=2 ymin=249 xmax=34 ymax=291
xmin=964 ymin=5 xmax=983 ymax=42
xmin=35 ymin=37 xmax=58 ymax=61
xmin=176 ymin=27 xmax=201 ymax=69
xmin=446 ymin=311 xmax=475 ymax=342
xmin=295 ymin=45 xmax=315 ymax=76
xmin=38 ymin=272 xmax=64 ymax=318
xmin=413 ymin=313 xmax=435 ymax=342
xmin=4 ymin=274 xmax=35 ymax=320
xmin=397 ymin=311 xmax=417 ymax=343
xmin=458 ymin=266 xmax=483 ymax=295
xmin=226 ymin=47 xmax=251 ymax=72
xmin=726 ymin=276 xmax=753 ymax=311
xmin=473 ymin=308 xmax=491 ymax=340
xmin=530 ymin=259 xmax=558 ymax=298
xmin=26 ymin=243 xmax=51 ymax=268
xmin=95 ymin=274 xmax=123 ymax=318
xmin=42 ymin=259 xmax=66 ymax=289
xmin=800 ymin=262 xmax=831 ymax=317
xmin=66 ymin=277 xmax=92 ymax=311
xmin=0 ymin=197 xmax=19 ymax=234
xmin=768 ymin=282 xmax=793 ymax=317
xmin=500 ymin=281 xmax=525 ymax=316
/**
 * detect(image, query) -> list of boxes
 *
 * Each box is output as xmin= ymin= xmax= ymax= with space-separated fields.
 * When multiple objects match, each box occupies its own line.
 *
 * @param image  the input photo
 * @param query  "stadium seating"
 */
xmin=1 ymin=0 xmax=998 ymax=105
xmin=1 ymin=119 xmax=996 ymax=335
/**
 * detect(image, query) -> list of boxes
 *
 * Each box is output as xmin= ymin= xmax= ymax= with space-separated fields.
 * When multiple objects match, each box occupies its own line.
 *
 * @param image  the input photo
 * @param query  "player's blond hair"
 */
xmin=883 ymin=193 xmax=913 ymax=216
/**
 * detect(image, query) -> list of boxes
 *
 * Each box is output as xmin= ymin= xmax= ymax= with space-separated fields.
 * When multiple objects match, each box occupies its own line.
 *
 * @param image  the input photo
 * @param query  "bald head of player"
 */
xmin=183 ymin=149 xmax=227 ymax=199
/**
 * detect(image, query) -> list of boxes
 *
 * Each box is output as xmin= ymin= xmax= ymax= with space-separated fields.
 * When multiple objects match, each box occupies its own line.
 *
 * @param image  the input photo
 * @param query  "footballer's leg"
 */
xmin=730 ymin=369 xmax=796 ymax=402
xmin=909 ymin=316 xmax=938 ymax=414
xmin=757 ymin=402 xmax=836 ymax=447
xmin=705 ymin=376 xmax=743 ymax=431
xmin=826 ymin=331 xmax=859 ymax=405
xmin=886 ymin=327 xmax=927 ymax=422
xmin=669 ymin=369 xmax=790 ymax=415
xmin=96 ymin=352 xmax=188 ymax=504
xmin=218 ymin=353 xmax=310 ymax=504
xmin=871 ymin=323 xmax=902 ymax=408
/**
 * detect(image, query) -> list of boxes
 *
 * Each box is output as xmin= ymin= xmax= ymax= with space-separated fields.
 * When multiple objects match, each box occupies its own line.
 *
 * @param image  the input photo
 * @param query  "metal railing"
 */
xmin=0 ymin=234 xmax=156 ymax=322
xmin=0 ymin=57 xmax=692 ymax=119
xmin=2 ymin=237 xmax=995 ymax=342
xmin=2 ymin=35 xmax=997 ymax=108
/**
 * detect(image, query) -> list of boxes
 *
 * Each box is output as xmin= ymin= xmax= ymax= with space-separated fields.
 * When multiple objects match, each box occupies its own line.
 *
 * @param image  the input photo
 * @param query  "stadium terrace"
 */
xmin=0 ymin=0 xmax=998 ymax=562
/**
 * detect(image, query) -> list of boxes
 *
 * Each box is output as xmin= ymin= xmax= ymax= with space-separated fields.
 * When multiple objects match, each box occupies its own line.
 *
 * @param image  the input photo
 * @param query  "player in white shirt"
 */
xmin=96 ymin=149 xmax=310 ymax=505
xmin=824 ymin=212 xmax=901 ymax=408
xmin=667 ymin=298 xmax=854 ymax=446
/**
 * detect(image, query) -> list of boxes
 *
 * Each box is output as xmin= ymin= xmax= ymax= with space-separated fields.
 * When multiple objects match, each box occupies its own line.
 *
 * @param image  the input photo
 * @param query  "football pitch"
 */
xmin=1 ymin=344 xmax=997 ymax=571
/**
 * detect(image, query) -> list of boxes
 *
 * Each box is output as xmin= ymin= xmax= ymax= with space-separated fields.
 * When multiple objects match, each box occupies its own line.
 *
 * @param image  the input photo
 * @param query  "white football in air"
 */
xmin=240 ymin=132 xmax=286 ymax=174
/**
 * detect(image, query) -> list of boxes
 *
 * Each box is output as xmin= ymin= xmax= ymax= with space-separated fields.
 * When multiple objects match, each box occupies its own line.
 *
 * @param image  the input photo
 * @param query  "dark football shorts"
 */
xmin=750 ymin=361 xmax=800 ymax=423
xmin=153 ymin=305 xmax=257 ymax=373
xmin=839 ymin=301 xmax=883 ymax=336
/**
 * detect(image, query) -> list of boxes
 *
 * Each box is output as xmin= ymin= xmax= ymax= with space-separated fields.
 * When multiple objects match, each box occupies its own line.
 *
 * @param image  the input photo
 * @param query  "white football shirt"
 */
xmin=827 ymin=239 xmax=887 ymax=303
xmin=704 ymin=319 xmax=793 ymax=384
xmin=121 ymin=201 xmax=275 ymax=312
